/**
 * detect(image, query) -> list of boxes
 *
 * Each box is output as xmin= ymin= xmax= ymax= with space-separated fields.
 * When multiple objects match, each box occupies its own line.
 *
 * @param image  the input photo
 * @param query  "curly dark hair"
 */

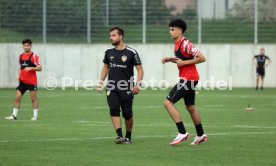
xmin=22 ymin=38 xmax=32 ymax=45
xmin=169 ymin=18 xmax=187 ymax=33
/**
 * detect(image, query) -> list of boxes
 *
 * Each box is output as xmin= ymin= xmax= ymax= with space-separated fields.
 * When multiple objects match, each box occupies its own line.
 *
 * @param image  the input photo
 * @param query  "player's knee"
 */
xmin=110 ymin=108 xmax=120 ymax=117
xmin=186 ymin=105 xmax=195 ymax=113
xmin=15 ymin=95 xmax=22 ymax=102
xmin=163 ymin=99 xmax=172 ymax=108
xmin=31 ymin=97 xmax=37 ymax=103
xmin=122 ymin=111 xmax=132 ymax=120
xmin=15 ymin=98 xmax=21 ymax=103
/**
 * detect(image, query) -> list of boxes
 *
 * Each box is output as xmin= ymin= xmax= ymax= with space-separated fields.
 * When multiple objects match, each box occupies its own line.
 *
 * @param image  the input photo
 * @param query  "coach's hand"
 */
xmin=97 ymin=81 xmax=104 ymax=93
xmin=132 ymin=85 xmax=140 ymax=95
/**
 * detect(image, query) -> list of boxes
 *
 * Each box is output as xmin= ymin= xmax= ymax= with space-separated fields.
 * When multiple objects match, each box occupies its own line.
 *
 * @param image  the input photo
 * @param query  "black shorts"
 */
xmin=166 ymin=80 xmax=198 ymax=105
xmin=16 ymin=81 xmax=37 ymax=95
xmin=106 ymin=90 xmax=134 ymax=119
xmin=256 ymin=67 xmax=265 ymax=77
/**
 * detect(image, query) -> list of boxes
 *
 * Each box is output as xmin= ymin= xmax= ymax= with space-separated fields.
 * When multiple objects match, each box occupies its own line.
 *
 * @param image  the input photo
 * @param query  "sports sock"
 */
xmin=195 ymin=124 xmax=204 ymax=136
xmin=33 ymin=109 xmax=38 ymax=118
xmin=125 ymin=131 xmax=132 ymax=140
xmin=176 ymin=122 xmax=186 ymax=134
xmin=12 ymin=108 xmax=18 ymax=117
xmin=116 ymin=128 xmax=123 ymax=137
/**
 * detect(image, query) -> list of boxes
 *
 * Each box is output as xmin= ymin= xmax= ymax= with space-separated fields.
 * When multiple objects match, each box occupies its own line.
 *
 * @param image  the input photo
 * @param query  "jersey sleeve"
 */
xmin=132 ymin=51 xmax=142 ymax=66
xmin=18 ymin=54 xmax=22 ymax=64
xmin=32 ymin=53 xmax=41 ymax=66
xmin=182 ymin=40 xmax=199 ymax=56
xmin=103 ymin=51 xmax=109 ymax=64
xmin=265 ymin=56 xmax=270 ymax=60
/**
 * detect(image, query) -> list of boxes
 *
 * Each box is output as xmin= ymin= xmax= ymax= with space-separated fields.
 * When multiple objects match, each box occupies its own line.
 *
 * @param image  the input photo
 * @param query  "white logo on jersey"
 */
xmin=121 ymin=55 xmax=127 ymax=62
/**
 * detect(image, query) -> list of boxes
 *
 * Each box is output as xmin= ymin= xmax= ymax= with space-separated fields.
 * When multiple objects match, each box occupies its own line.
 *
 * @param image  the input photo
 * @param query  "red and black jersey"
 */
xmin=174 ymin=36 xmax=200 ymax=81
xmin=19 ymin=51 xmax=41 ymax=85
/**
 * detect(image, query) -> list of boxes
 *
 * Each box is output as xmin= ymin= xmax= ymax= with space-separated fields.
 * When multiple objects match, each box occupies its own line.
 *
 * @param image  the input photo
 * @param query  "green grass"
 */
xmin=0 ymin=88 xmax=276 ymax=166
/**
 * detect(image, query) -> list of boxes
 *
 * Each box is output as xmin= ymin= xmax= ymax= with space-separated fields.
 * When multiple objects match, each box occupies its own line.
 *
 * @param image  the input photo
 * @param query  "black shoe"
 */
xmin=122 ymin=137 xmax=132 ymax=144
xmin=261 ymin=87 xmax=263 ymax=90
xmin=115 ymin=136 xmax=124 ymax=144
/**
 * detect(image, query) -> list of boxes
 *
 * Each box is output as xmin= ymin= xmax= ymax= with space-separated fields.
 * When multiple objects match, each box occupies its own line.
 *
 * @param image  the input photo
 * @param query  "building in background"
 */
xmin=165 ymin=0 xmax=195 ymax=15
xmin=165 ymin=0 xmax=240 ymax=19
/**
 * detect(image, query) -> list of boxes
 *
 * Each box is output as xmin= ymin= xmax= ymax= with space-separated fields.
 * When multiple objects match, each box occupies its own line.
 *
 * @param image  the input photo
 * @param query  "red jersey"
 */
xmin=174 ymin=37 xmax=200 ymax=81
xmin=19 ymin=51 xmax=41 ymax=85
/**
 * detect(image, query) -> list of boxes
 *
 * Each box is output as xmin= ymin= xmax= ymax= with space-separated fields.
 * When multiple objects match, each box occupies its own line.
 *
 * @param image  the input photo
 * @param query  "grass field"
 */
xmin=0 ymin=88 xmax=276 ymax=166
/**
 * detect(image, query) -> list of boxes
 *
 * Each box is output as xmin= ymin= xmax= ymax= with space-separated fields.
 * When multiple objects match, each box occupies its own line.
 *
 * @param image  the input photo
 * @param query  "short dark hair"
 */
xmin=169 ymin=18 xmax=187 ymax=33
xmin=22 ymin=38 xmax=32 ymax=45
xmin=109 ymin=27 xmax=124 ymax=37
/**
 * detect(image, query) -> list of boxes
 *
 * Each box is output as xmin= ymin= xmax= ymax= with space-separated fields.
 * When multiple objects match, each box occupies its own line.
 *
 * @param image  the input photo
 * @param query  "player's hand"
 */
xmin=162 ymin=57 xmax=169 ymax=64
xmin=132 ymin=85 xmax=140 ymax=95
xmin=97 ymin=81 xmax=104 ymax=93
xmin=24 ymin=67 xmax=33 ymax=71
xmin=176 ymin=58 xmax=185 ymax=66
xmin=162 ymin=57 xmax=178 ymax=64
xmin=170 ymin=57 xmax=178 ymax=63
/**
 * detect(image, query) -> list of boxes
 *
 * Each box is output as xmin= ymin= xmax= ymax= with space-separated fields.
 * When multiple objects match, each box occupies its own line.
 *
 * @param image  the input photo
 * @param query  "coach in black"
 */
xmin=252 ymin=48 xmax=271 ymax=90
xmin=98 ymin=27 xmax=144 ymax=144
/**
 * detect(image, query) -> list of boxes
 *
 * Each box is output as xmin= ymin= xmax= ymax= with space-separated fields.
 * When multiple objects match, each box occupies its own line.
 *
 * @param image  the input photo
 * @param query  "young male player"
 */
xmin=98 ymin=27 xmax=144 ymax=144
xmin=162 ymin=18 xmax=208 ymax=145
xmin=5 ymin=39 xmax=42 ymax=121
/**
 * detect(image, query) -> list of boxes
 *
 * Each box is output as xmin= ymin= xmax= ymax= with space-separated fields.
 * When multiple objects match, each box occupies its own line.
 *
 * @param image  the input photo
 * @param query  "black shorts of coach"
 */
xmin=167 ymin=80 xmax=198 ymax=105
xmin=256 ymin=67 xmax=265 ymax=77
xmin=16 ymin=81 xmax=37 ymax=95
xmin=106 ymin=90 xmax=134 ymax=120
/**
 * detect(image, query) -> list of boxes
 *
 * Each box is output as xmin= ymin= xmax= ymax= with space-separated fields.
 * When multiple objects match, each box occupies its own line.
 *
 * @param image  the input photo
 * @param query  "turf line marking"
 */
xmin=0 ymin=131 xmax=275 ymax=143
xmin=204 ymin=105 xmax=225 ymax=107
xmin=1 ymin=123 xmax=276 ymax=129
xmin=234 ymin=125 xmax=276 ymax=129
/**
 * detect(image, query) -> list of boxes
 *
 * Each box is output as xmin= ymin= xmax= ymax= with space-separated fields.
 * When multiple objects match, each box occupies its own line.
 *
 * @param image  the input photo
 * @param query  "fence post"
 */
xmin=254 ymin=0 xmax=258 ymax=44
xmin=87 ymin=0 xmax=91 ymax=43
xmin=142 ymin=0 xmax=146 ymax=44
xmin=106 ymin=0 xmax=109 ymax=27
xmin=197 ymin=0 xmax=202 ymax=44
xmin=43 ymin=0 xmax=47 ymax=44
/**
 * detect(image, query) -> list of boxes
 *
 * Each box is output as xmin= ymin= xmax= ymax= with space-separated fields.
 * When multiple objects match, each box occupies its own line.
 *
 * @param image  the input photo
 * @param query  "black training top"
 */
xmin=103 ymin=46 xmax=141 ymax=89
xmin=254 ymin=55 xmax=269 ymax=68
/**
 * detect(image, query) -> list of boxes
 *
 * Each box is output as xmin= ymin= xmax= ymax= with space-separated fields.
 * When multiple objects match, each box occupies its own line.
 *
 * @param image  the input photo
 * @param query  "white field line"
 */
xmin=233 ymin=125 xmax=276 ymax=129
xmin=0 ymin=131 xmax=275 ymax=143
xmin=203 ymin=105 xmax=225 ymax=107
xmin=1 ymin=122 xmax=276 ymax=129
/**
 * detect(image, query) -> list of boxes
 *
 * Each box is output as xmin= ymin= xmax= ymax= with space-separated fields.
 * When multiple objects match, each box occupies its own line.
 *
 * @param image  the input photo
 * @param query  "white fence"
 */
xmin=0 ymin=44 xmax=275 ymax=88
